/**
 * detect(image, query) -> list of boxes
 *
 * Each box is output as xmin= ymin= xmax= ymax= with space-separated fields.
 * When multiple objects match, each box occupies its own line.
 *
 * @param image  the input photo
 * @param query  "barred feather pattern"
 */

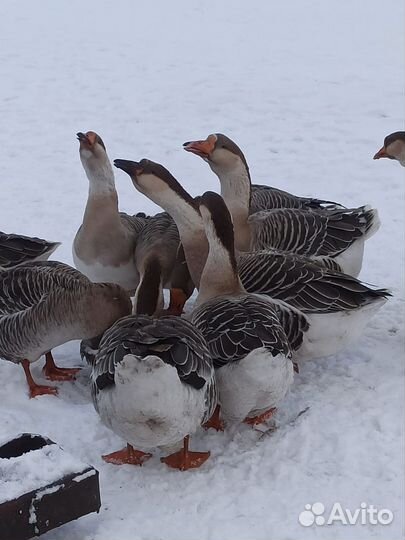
xmin=0 ymin=262 xmax=131 ymax=364
xmin=249 ymin=206 xmax=378 ymax=257
xmin=0 ymin=231 xmax=60 ymax=270
xmin=250 ymin=185 xmax=344 ymax=213
xmin=237 ymin=250 xmax=391 ymax=314
xmin=91 ymin=315 xmax=217 ymax=424
xmin=191 ymin=294 xmax=308 ymax=368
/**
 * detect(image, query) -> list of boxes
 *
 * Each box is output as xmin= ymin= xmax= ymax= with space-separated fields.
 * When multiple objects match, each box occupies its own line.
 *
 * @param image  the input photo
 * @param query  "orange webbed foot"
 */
xmin=244 ymin=407 xmax=277 ymax=426
xmin=29 ymin=384 xmax=58 ymax=399
xmin=102 ymin=444 xmax=152 ymax=466
xmin=43 ymin=352 xmax=80 ymax=381
xmin=203 ymin=405 xmax=224 ymax=431
xmin=161 ymin=436 xmax=210 ymax=471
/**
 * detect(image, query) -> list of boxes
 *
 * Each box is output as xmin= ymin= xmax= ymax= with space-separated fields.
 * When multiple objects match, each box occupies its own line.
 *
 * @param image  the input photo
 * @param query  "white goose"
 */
xmin=0 ymin=261 xmax=131 ymax=398
xmin=184 ymin=133 xmax=381 ymax=276
xmin=91 ymin=260 xmax=217 ymax=470
xmin=374 ymin=132 xmax=405 ymax=166
xmin=0 ymin=231 xmax=60 ymax=270
xmin=113 ymin=158 xmax=389 ymax=361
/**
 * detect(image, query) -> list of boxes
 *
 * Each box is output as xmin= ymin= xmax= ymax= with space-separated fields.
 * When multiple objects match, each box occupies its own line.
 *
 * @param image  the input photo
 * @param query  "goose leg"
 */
xmin=244 ymin=407 xmax=277 ymax=426
xmin=102 ymin=444 xmax=152 ymax=466
xmin=22 ymin=359 xmax=58 ymax=398
xmin=43 ymin=352 xmax=80 ymax=381
xmin=167 ymin=288 xmax=189 ymax=316
xmin=161 ymin=436 xmax=210 ymax=471
xmin=203 ymin=405 xmax=224 ymax=431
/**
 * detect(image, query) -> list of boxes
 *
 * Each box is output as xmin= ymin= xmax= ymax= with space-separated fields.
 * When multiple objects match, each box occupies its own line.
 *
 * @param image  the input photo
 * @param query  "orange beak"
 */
xmin=373 ymin=146 xmax=389 ymax=160
xmin=183 ymin=135 xmax=216 ymax=158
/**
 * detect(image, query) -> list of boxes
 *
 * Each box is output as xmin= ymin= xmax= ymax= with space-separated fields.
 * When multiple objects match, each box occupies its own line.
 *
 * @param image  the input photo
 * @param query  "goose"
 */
xmin=74 ymin=131 xmax=192 ymax=311
xmin=73 ymin=131 xmax=149 ymax=292
xmin=373 ymin=132 xmax=405 ymax=166
xmin=191 ymin=191 xmax=305 ymax=425
xmin=0 ymin=231 xmax=60 ymax=270
xmin=0 ymin=260 xmax=132 ymax=398
xmin=113 ymin=158 xmax=389 ymax=361
xmin=91 ymin=258 xmax=217 ymax=470
xmin=184 ymin=133 xmax=380 ymax=276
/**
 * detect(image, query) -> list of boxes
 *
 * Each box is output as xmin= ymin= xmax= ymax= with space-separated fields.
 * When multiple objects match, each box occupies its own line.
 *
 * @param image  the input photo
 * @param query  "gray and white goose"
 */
xmin=91 ymin=259 xmax=217 ymax=470
xmin=191 ymin=191 xmax=306 ymax=425
xmin=113 ymin=158 xmax=389 ymax=361
xmin=0 ymin=260 xmax=131 ymax=398
xmin=373 ymin=132 xmax=405 ymax=166
xmin=0 ymin=231 xmax=60 ymax=270
xmin=184 ymin=133 xmax=381 ymax=276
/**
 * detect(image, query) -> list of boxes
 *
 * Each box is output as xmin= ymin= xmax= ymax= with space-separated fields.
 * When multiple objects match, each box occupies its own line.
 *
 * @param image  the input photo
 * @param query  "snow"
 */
xmin=0 ymin=0 xmax=403 ymax=539
xmin=0 ymin=439 xmax=89 ymax=502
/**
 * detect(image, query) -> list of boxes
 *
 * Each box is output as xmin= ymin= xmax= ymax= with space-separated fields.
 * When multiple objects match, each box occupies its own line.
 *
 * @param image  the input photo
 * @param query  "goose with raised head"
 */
xmin=184 ymin=133 xmax=380 ymax=276
xmin=74 ymin=131 xmax=148 ymax=292
xmin=0 ymin=260 xmax=131 ymax=398
xmin=91 ymin=256 xmax=217 ymax=470
xmin=0 ymin=232 xmax=60 ymax=270
xmin=374 ymin=132 xmax=405 ymax=166
xmin=113 ymin=158 xmax=389 ymax=361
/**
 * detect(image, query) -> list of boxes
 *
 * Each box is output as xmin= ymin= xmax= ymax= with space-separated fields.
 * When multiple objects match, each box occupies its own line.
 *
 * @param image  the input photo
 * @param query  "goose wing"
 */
xmin=250 ymin=185 xmax=344 ymax=213
xmin=191 ymin=295 xmax=307 ymax=368
xmin=249 ymin=206 xmax=379 ymax=257
xmin=238 ymin=250 xmax=390 ymax=313
xmin=0 ymin=232 xmax=60 ymax=270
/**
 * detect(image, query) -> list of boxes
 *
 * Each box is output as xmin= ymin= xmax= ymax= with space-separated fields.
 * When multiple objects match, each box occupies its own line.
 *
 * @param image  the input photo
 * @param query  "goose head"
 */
xmin=113 ymin=158 xmax=198 ymax=216
xmin=77 ymin=131 xmax=114 ymax=185
xmin=183 ymin=133 xmax=250 ymax=179
xmin=373 ymin=132 xmax=405 ymax=167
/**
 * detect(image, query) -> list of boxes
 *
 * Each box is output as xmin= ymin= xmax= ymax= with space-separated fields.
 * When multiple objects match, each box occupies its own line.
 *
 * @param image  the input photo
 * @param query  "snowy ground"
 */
xmin=0 ymin=1 xmax=404 ymax=539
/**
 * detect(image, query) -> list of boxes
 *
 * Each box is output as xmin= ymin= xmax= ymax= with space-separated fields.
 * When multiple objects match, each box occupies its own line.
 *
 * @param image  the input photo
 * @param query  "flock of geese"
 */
xmin=0 ymin=130 xmax=402 ymax=471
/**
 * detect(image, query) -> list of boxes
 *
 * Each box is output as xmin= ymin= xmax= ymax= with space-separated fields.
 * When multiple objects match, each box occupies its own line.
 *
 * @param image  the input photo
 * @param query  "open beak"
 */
xmin=114 ymin=159 xmax=143 ymax=177
xmin=183 ymin=138 xmax=215 ymax=159
xmin=373 ymin=146 xmax=389 ymax=160
xmin=77 ymin=132 xmax=89 ymax=144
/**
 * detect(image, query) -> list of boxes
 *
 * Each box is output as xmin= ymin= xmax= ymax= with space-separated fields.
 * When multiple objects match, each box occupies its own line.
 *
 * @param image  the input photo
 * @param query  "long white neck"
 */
xmin=196 ymin=225 xmax=243 ymax=306
xmin=215 ymin=161 xmax=252 ymax=251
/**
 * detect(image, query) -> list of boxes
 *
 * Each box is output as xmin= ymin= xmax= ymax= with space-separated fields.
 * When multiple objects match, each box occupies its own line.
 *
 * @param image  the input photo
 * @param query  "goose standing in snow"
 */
xmin=190 ymin=191 xmax=307 ymax=425
xmin=0 ymin=232 xmax=60 ymax=270
xmin=91 ymin=260 xmax=217 ymax=470
xmin=0 ymin=261 xmax=131 ymax=398
xmin=113 ymin=158 xmax=389 ymax=361
xmin=184 ymin=133 xmax=380 ymax=276
xmin=373 ymin=132 xmax=405 ymax=166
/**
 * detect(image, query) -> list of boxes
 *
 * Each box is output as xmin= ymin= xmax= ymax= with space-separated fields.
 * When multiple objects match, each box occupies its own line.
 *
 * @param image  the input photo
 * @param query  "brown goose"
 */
xmin=74 ymin=131 xmax=148 ymax=292
xmin=184 ymin=133 xmax=380 ymax=276
xmin=374 ymin=132 xmax=405 ymax=166
xmin=0 ymin=261 xmax=131 ymax=398
xmin=113 ymin=158 xmax=389 ymax=361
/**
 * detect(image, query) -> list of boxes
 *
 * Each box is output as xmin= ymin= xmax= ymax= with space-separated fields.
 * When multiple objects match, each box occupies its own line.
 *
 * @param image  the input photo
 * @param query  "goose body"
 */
xmin=113 ymin=158 xmax=389 ymax=362
xmin=92 ymin=315 xmax=216 ymax=454
xmin=184 ymin=133 xmax=380 ymax=276
xmin=0 ymin=232 xmax=60 ymax=270
xmin=0 ymin=260 xmax=131 ymax=397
